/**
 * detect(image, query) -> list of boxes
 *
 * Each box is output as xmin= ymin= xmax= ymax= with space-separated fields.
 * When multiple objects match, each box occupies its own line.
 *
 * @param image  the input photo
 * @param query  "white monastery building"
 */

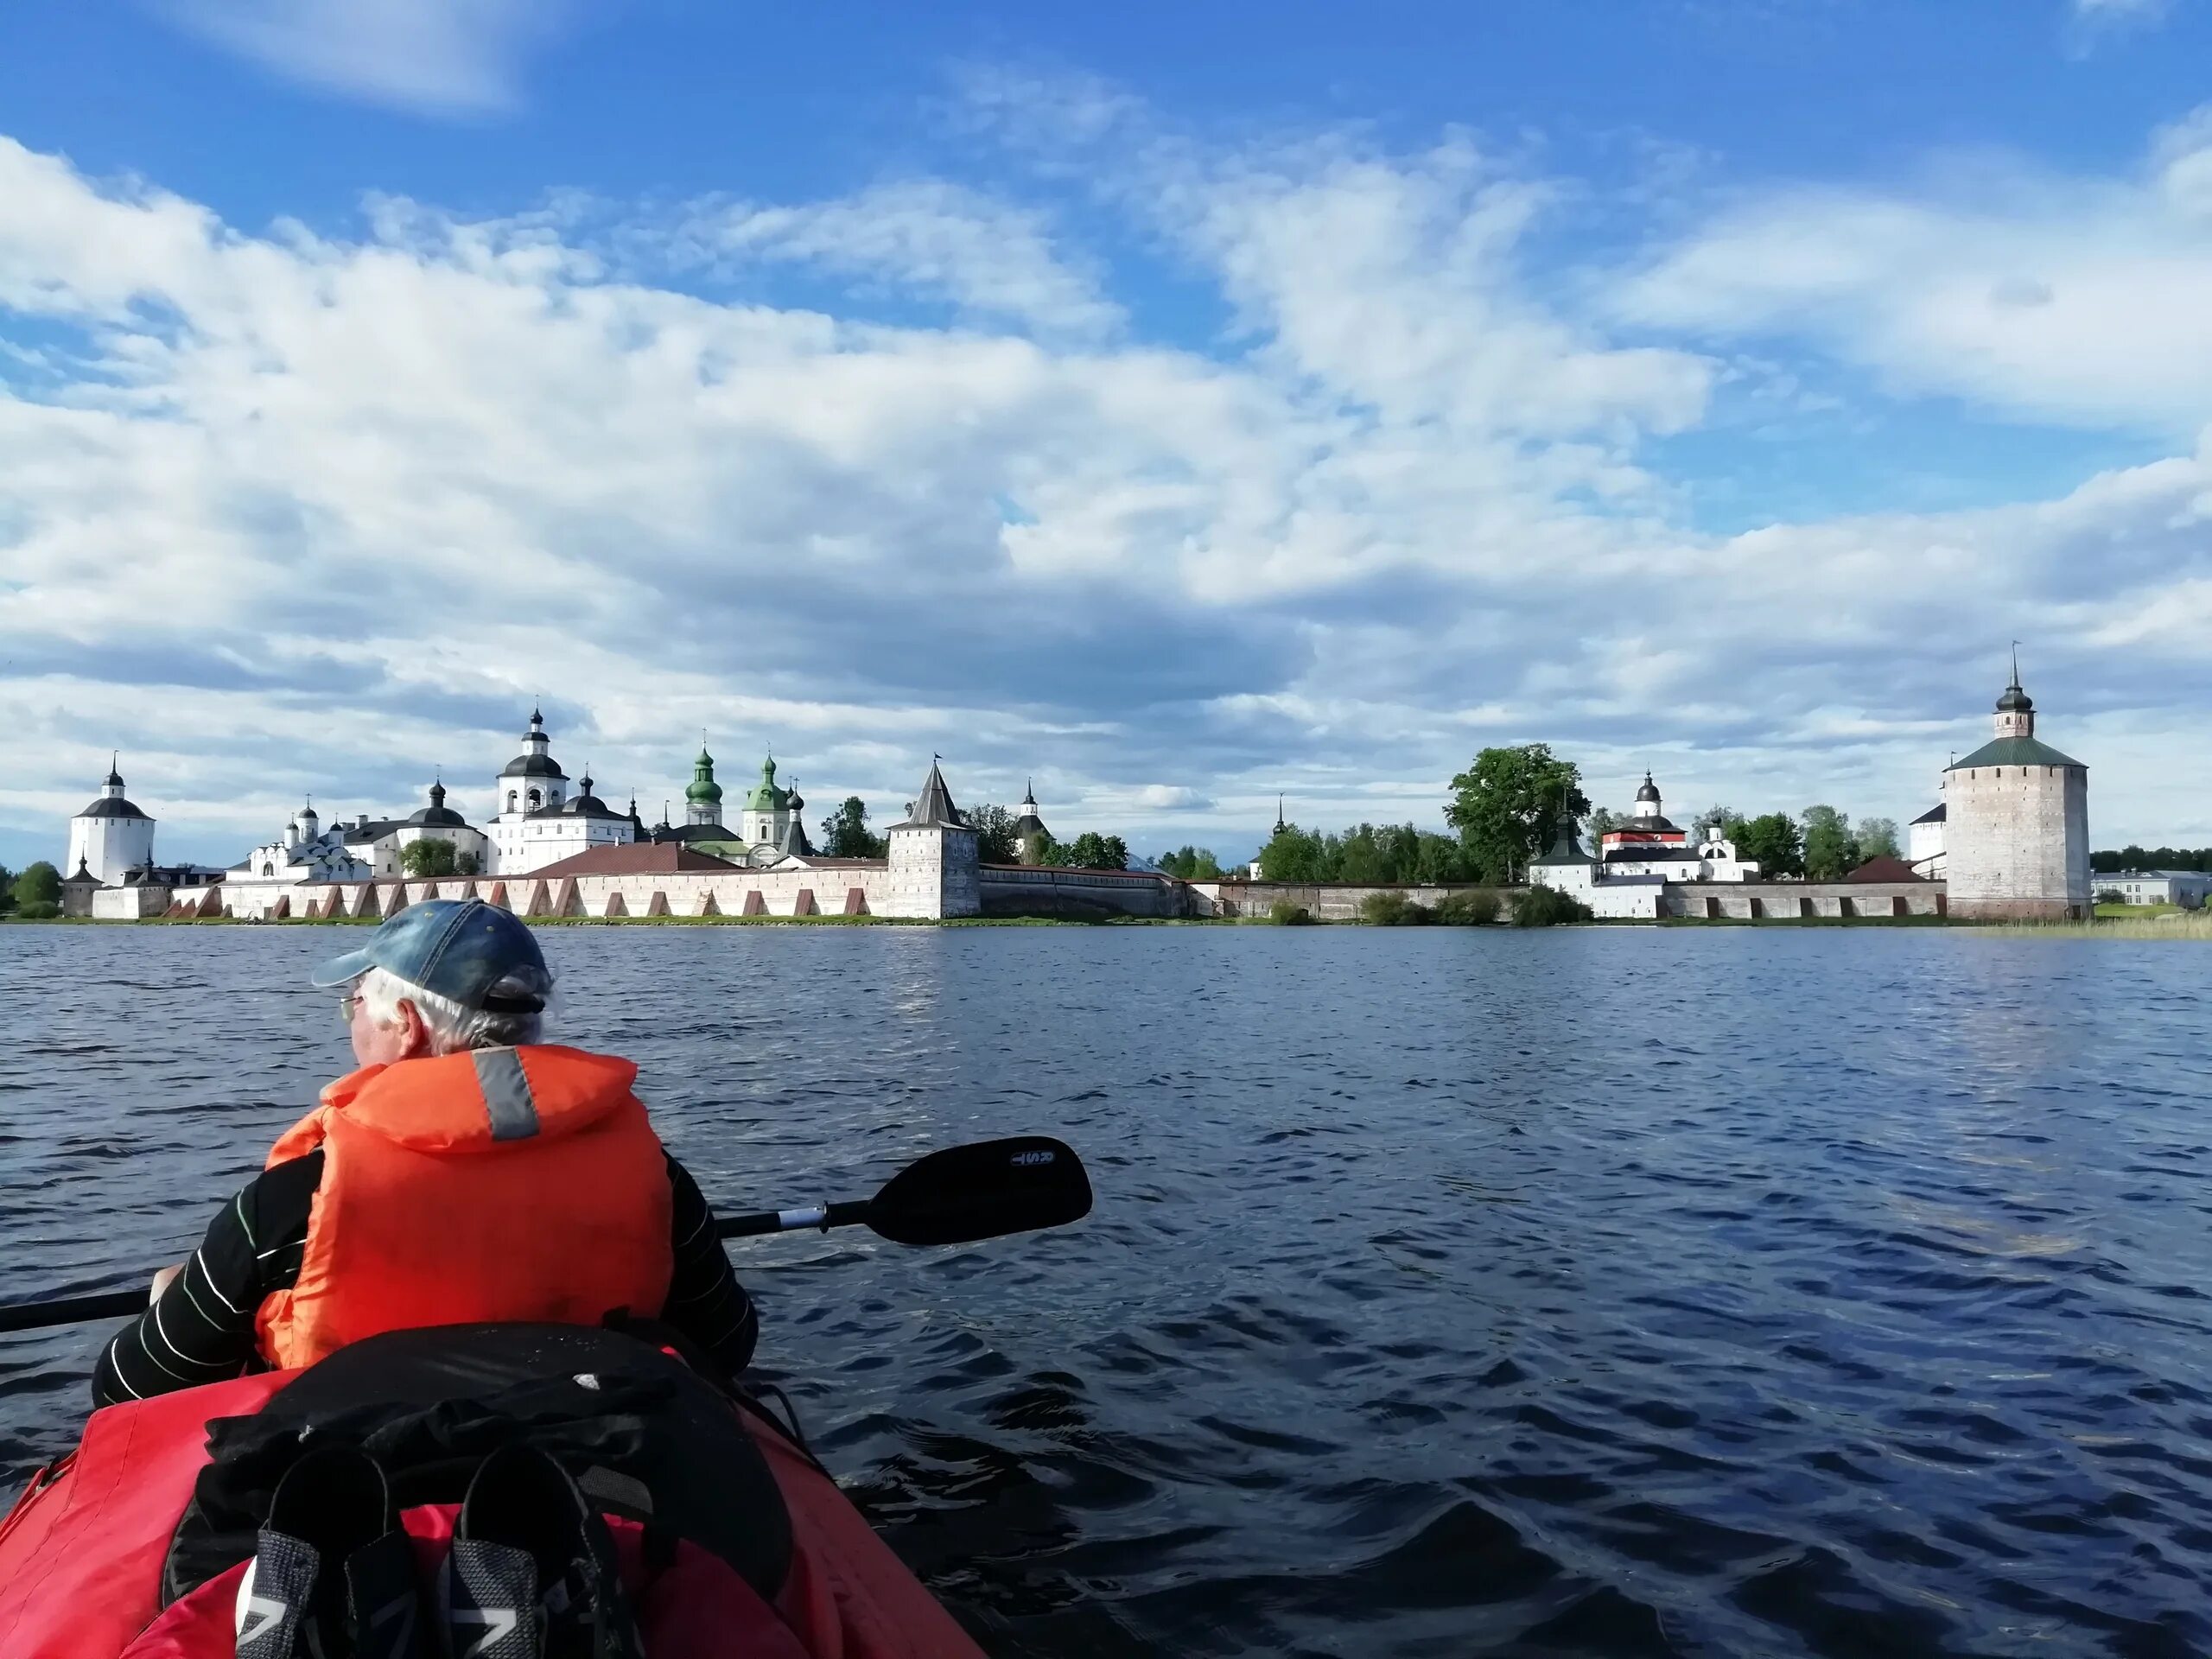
xmin=1598 ymin=775 xmax=1760 ymax=881
xmin=1909 ymin=797 xmax=1947 ymax=879
xmin=488 ymin=710 xmax=640 ymax=877
xmin=1942 ymin=661 xmax=2089 ymax=922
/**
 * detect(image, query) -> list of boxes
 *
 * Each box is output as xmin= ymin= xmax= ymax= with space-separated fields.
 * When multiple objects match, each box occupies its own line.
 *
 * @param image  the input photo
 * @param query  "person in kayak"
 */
xmin=92 ymin=898 xmax=758 ymax=1408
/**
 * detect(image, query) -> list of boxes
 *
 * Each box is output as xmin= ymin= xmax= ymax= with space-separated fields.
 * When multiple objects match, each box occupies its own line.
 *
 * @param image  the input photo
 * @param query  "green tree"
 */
xmin=1158 ymin=846 xmax=1224 ymax=880
xmin=1513 ymin=883 xmax=1592 ymax=926
xmin=1413 ymin=831 xmax=1473 ymax=885
xmin=1585 ymin=806 xmax=1621 ymax=841
xmin=1446 ymin=745 xmax=1591 ymax=885
xmin=1360 ymin=891 xmax=1433 ymax=925
xmin=1698 ymin=805 xmax=1746 ymax=839
xmin=1800 ymin=804 xmax=1859 ymax=881
xmin=14 ymin=861 xmax=62 ymax=908
xmin=1255 ymin=823 xmax=1331 ymax=881
xmin=455 ymin=851 xmax=480 ymax=877
xmin=400 ymin=837 xmax=458 ymax=877
xmin=821 ymin=796 xmax=887 ymax=858
xmin=0 ymin=864 xmax=15 ymax=914
xmin=1062 ymin=831 xmax=1128 ymax=870
xmin=965 ymin=804 xmax=1020 ymax=864
xmin=1735 ymin=813 xmax=1804 ymax=877
xmin=1854 ymin=817 xmax=1900 ymax=861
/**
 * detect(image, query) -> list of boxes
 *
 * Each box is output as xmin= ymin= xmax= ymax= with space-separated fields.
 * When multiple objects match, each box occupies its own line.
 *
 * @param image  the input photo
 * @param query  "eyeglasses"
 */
xmin=338 ymin=994 xmax=360 ymax=1024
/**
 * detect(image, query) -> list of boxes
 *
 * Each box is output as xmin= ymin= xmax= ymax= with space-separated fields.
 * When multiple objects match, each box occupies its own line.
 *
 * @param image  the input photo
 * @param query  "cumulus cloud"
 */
xmin=1618 ymin=108 xmax=2212 ymax=433
xmin=159 ymin=0 xmax=569 ymax=114
xmin=3 ymin=86 xmax=2212 ymax=869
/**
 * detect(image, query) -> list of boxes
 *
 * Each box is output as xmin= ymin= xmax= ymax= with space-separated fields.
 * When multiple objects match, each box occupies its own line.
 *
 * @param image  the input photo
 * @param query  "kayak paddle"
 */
xmin=716 ymin=1135 xmax=1091 ymax=1246
xmin=0 ymin=1135 xmax=1091 ymax=1336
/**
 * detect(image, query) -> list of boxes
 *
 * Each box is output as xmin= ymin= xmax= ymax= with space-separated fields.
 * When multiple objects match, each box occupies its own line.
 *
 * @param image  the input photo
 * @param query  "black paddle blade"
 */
xmin=868 ymin=1135 xmax=1092 ymax=1246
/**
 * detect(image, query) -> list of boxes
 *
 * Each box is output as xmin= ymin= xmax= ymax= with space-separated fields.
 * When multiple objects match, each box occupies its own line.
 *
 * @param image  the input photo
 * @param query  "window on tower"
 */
xmin=529 ymin=789 xmax=542 ymax=809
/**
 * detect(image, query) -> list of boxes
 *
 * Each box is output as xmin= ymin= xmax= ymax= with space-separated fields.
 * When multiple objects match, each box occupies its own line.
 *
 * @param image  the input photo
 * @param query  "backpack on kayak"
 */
xmin=0 ymin=1323 xmax=985 ymax=1659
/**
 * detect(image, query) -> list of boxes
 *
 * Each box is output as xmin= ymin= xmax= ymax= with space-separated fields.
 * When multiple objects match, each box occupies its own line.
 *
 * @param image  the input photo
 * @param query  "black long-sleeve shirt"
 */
xmin=92 ymin=1151 xmax=755 ymax=1408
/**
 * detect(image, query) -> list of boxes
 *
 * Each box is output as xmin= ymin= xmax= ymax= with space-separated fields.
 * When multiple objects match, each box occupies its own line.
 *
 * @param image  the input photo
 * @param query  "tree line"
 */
xmin=2090 ymin=847 xmax=2212 ymax=874
xmin=1245 ymin=746 xmax=1911 ymax=887
xmin=816 ymin=795 xmax=1135 ymax=870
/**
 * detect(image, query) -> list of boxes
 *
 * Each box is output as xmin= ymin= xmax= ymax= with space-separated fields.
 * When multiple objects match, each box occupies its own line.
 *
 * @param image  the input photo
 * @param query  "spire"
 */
xmin=1274 ymin=795 xmax=1287 ymax=835
xmin=1022 ymin=777 xmax=1038 ymax=808
xmin=1996 ymin=645 xmax=2034 ymax=716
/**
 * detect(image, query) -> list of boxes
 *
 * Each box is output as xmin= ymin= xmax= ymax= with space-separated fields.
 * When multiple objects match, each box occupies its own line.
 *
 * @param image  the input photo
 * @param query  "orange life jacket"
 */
xmin=253 ymin=1045 xmax=675 ymax=1371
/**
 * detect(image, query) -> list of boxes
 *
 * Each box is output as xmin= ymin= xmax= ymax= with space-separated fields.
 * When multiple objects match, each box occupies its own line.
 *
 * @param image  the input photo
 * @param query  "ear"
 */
xmin=394 ymin=1000 xmax=435 ymax=1058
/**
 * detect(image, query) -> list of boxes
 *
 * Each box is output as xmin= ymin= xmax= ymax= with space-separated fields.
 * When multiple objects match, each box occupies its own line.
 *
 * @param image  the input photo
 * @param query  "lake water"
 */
xmin=2 ymin=924 xmax=2209 ymax=1657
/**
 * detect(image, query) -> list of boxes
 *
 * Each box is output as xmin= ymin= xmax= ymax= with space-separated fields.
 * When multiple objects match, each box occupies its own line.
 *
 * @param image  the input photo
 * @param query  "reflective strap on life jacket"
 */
xmin=472 ymin=1047 xmax=540 ymax=1141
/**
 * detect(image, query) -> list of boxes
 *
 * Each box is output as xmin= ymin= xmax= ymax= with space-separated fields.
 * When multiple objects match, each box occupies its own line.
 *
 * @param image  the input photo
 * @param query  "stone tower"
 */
xmin=66 ymin=755 xmax=156 ymax=886
xmin=1943 ymin=657 xmax=2089 ymax=921
xmin=887 ymin=760 xmax=982 ymax=918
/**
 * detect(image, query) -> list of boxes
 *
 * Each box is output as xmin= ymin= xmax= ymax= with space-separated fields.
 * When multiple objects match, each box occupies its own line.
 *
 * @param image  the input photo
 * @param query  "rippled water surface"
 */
xmin=3 ymin=925 xmax=2209 ymax=1656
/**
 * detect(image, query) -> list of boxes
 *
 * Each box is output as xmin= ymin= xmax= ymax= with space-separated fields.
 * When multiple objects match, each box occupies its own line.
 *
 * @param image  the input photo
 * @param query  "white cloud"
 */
xmin=4 ymin=93 xmax=2212 ymax=868
xmin=159 ymin=0 xmax=569 ymax=114
xmin=673 ymin=181 xmax=1122 ymax=340
xmin=2071 ymin=0 xmax=2170 ymax=22
xmin=1618 ymin=108 xmax=2212 ymax=433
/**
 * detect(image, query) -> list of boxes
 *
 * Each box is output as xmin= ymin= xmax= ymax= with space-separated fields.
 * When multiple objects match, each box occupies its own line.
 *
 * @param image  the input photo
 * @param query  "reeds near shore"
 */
xmin=1989 ymin=912 xmax=2212 ymax=939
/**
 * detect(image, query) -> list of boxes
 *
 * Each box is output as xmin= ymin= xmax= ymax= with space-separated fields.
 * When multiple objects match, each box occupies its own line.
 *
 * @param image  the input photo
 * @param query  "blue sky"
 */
xmin=3 ymin=0 xmax=2211 ymax=869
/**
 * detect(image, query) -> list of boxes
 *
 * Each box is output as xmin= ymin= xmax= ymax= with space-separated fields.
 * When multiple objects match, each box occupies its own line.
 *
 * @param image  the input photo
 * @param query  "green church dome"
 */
xmin=685 ymin=746 xmax=722 ymax=805
xmin=743 ymin=753 xmax=788 ymax=812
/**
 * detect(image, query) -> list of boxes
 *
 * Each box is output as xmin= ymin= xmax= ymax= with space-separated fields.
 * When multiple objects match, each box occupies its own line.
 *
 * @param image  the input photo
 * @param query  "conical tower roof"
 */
xmin=893 ymin=759 xmax=966 ymax=830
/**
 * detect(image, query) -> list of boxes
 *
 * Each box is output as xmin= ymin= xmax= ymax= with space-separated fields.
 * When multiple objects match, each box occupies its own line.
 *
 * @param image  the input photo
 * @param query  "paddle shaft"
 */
xmin=0 ymin=1135 xmax=1087 ymax=1336
xmin=0 ymin=1205 xmax=880 ymax=1337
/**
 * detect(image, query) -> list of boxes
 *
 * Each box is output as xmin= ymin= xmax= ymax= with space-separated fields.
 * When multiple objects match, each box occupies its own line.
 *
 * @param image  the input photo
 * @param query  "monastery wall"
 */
xmin=1196 ymin=881 xmax=1506 ymax=921
xmin=1661 ymin=881 xmax=1946 ymax=920
xmin=89 ymin=885 xmax=175 ymax=919
xmin=979 ymin=865 xmax=1190 ymax=918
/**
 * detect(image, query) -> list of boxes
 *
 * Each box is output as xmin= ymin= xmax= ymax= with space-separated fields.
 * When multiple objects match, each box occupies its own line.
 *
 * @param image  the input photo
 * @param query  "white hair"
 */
xmin=357 ymin=965 xmax=546 ymax=1054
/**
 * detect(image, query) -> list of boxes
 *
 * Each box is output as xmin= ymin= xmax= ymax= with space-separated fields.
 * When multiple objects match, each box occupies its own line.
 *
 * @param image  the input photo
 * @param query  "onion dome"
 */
xmin=1635 ymin=772 xmax=1661 ymax=804
xmin=405 ymin=779 xmax=467 ymax=830
xmin=743 ymin=754 xmax=789 ymax=812
xmin=1997 ymin=678 xmax=2033 ymax=714
xmin=686 ymin=746 xmax=723 ymax=807
xmin=499 ymin=709 xmax=569 ymax=780
xmin=784 ymin=776 xmax=804 ymax=814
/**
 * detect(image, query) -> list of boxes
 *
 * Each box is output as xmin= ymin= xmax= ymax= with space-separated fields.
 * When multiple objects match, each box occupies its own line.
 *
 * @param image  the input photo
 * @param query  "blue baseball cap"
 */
xmin=310 ymin=899 xmax=550 ymax=1012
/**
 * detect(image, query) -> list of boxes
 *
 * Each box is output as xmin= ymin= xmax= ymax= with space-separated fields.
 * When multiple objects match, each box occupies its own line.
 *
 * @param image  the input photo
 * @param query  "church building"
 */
xmin=650 ymin=746 xmax=812 ymax=866
xmin=486 ymin=710 xmax=636 ymax=876
xmin=1599 ymin=775 xmax=1758 ymax=881
xmin=1942 ymin=659 xmax=2088 ymax=921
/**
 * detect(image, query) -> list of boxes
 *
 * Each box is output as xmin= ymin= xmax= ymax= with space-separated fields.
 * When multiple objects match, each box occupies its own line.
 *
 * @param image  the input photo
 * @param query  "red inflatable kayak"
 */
xmin=0 ymin=1324 xmax=986 ymax=1659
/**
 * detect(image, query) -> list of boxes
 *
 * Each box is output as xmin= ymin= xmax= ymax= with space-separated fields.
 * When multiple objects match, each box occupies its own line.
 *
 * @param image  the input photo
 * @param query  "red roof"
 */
xmin=528 ymin=844 xmax=743 ymax=878
xmin=1845 ymin=854 xmax=1924 ymax=883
